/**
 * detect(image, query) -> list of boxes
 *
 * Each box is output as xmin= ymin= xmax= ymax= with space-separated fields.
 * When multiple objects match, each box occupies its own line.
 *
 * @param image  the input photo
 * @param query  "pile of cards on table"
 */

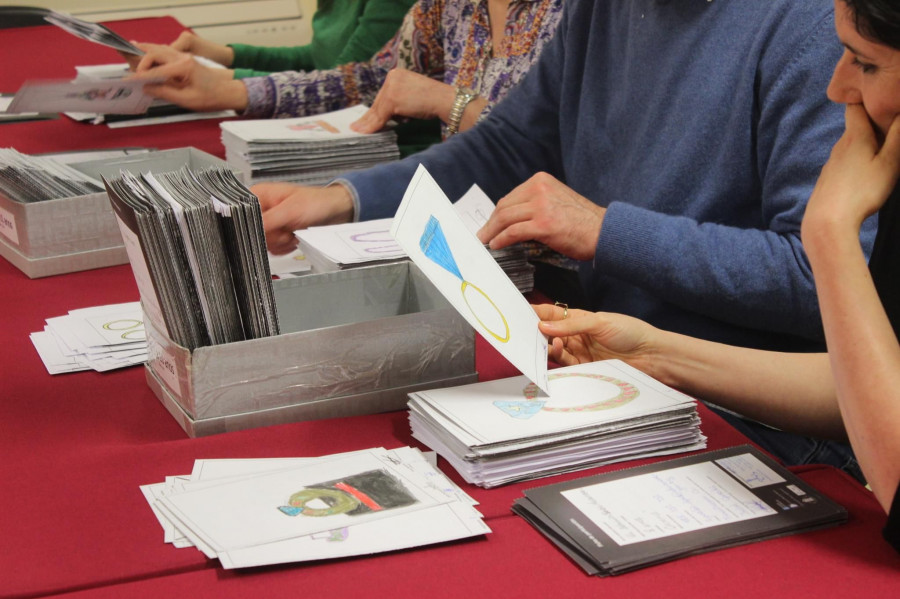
xmin=511 ymin=445 xmax=848 ymax=575
xmin=220 ymin=105 xmax=400 ymax=185
xmin=140 ymin=447 xmax=489 ymax=569
xmin=0 ymin=148 xmax=102 ymax=202
xmin=294 ymin=183 xmax=534 ymax=292
xmin=30 ymin=301 xmax=147 ymax=374
xmin=408 ymin=360 xmax=706 ymax=488
xmin=105 ymin=166 xmax=279 ymax=350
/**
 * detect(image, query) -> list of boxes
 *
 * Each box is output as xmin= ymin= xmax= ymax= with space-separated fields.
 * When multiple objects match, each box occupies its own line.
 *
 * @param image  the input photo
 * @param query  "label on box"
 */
xmin=0 ymin=206 xmax=18 ymax=244
xmin=148 ymin=336 xmax=180 ymax=393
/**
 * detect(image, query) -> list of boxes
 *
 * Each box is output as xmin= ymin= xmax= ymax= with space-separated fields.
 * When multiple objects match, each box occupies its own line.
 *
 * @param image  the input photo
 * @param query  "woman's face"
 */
xmin=828 ymin=0 xmax=900 ymax=135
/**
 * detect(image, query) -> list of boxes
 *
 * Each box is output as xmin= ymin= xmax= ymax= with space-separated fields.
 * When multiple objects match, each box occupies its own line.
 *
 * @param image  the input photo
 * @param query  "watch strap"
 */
xmin=447 ymin=87 xmax=477 ymax=135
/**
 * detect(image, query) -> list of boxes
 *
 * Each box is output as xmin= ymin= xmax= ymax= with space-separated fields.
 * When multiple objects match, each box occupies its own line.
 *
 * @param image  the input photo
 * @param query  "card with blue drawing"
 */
xmin=391 ymin=165 xmax=549 ymax=393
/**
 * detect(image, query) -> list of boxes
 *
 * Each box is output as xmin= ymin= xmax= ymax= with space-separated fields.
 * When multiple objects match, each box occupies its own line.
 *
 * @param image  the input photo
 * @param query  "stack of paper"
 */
xmin=0 ymin=148 xmax=103 ymax=202
xmin=220 ymin=105 xmax=400 ymax=185
xmin=140 ymin=447 xmax=490 ymax=569
xmin=297 ymin=218 xmax=409 ymax=272
xmin=512 ymin=445 xmax=847 ymax=575
xmin=105 ymin=166 xmax=279 ymax=350
xmin=29 ymin=302 xmax=147 ymax=374
xmin=408 ymin=359 xmax=707 ymax=488
xmin=296 ymin=184 xmax=534 ymax=293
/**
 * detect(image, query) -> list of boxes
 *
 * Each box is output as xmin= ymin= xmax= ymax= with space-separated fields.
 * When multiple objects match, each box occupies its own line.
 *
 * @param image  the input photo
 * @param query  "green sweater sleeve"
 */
xmin=331 ymin=0 xmax=417 ymax=65
xmin=228 ymin=0 xmax=415 ymax=79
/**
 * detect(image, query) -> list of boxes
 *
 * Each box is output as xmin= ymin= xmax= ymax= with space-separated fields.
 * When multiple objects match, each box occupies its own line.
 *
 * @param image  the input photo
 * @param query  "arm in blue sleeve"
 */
xmin=592 ymin=14 xmax=876 ymax=341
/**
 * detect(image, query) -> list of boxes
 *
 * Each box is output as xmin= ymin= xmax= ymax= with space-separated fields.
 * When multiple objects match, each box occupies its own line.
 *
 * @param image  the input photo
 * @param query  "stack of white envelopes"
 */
xmin=221 ymin=105 xmax=400 ymax=186
xmin=408 ymin=360 xmax=707 ymax=488
xmin=29 ymin=301 xmax=147 ymax=374
xmin=140 ymin=447 xmax=489 ymax=569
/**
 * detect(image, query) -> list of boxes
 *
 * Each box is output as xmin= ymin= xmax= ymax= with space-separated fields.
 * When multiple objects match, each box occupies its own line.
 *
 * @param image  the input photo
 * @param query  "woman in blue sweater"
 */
xmin=534 ymin=0 xmax=900 ymax=554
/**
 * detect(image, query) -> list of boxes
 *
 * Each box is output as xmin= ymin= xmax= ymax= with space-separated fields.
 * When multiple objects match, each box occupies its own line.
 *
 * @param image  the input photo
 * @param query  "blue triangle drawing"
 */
xmin=494 ymin=400 xmax=545 ymax=419
xmin=420 ymin=216 xmax=463 ymax=280
xmin=278 ymin=505 xmax=303 ymax=516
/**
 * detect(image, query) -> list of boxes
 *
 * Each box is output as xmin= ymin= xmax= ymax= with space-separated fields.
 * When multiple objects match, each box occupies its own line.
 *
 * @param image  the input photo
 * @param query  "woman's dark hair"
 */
xmin=843 ymin=0 xmax=900 ymax=50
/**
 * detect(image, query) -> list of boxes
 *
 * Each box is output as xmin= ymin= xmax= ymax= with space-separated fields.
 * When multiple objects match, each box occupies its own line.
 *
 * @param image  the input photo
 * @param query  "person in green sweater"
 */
xmin=163 ymin=0 xmax=417 ymax=77
xmin=133 ymin=0 xmax=435 ymax=154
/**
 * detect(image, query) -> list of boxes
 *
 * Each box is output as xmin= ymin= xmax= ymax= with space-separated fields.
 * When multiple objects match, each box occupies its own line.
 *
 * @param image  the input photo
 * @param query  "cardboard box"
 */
xmin=144 ymin=261 xmax=478 ymax=437
xmin=0 ymin=148 xmax=230 ymax=278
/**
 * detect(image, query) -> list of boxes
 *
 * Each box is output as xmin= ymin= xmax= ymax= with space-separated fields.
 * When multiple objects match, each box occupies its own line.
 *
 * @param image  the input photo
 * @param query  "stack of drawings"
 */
xmin=407 ymin=359 xmax=706 ymax=488
xmin=220 ymin=105 xmax=400 ymax=186
xmin=140 ymin=446 xmax=489 ymax=569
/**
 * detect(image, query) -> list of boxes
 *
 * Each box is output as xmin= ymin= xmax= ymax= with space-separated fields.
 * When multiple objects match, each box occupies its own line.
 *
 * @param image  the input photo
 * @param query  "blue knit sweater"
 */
xmin=340 ymin=0 xmax=877 ymax=350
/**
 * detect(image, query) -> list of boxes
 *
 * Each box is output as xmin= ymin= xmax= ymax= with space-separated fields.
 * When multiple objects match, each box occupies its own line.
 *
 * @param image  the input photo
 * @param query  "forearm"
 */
xmin=344 ymin=106 xmax=558 ymax=222
xmin=647 ymin=331 xmax=843 ymax=439
xmin=243 ymin=62 xmax=388 ymax=119
xmin=229 ymin=44 xmax=314 ymax=74
xmin=805 ymin=221 xmax=900 ymax=512
xmin=595 ymin=203 xmax=833 ymax=341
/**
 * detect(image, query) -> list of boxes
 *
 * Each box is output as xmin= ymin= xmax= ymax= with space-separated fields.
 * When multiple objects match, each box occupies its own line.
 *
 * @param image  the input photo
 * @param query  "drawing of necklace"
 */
xmin=494 ymin=372 xmax=640 ymax=419
xmin=419 ymin=215 xmax=510 ymax=343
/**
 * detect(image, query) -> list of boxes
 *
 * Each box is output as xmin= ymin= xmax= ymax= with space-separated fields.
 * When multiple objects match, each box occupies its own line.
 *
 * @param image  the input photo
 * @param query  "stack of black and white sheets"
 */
xmin=140 ymin=447 xmax=490 ymax=569
xmin=220 ymin=105 xmax=400 ymax=186
xmin=408 ymin=359 xmax=706 ymax=488
xmin=512 ymin=445 xmax=847 ymax=575
xmin=105 ymin=167 xmax=279 ymax=350
xmin=0 ymin=148 xmax=102 ymax=202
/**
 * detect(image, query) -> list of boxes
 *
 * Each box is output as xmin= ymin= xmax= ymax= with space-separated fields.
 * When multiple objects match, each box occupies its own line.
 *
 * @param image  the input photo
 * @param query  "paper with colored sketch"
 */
xmin=390 ymin=165 xmax=549 ymax=394
xmin=140 ymin=448 xmax=489 ymax=569
xmin=155 ymin=450 xmax=452 ymax=554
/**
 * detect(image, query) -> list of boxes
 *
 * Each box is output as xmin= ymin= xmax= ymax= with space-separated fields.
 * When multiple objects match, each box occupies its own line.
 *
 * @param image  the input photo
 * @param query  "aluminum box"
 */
xmin=144 ymin=261 xmax=477 ymax=437
xmin=0 ymin=147 xmax=230 ymax=278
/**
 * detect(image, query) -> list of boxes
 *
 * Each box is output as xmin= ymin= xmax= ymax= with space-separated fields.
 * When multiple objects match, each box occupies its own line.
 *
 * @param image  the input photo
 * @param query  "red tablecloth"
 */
xmin=0 ymin=16 xmax=897 ymax=599
xmin=0 ymin=17 xmax=228 ymax=159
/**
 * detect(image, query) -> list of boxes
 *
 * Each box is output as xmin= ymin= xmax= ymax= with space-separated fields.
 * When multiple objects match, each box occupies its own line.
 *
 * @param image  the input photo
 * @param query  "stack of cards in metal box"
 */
xmin=0 ymin=148 xmax=102 ymax=203
xmin=105 ymin=166 xmax=279 ymax=350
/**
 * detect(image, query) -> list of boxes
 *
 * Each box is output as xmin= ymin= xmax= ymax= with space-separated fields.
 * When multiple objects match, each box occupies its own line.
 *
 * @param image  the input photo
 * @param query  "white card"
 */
xmin=7 ymin=79 xmax=156 ymax=115
xmin=391 ymin=165 xmax=549 ymax=393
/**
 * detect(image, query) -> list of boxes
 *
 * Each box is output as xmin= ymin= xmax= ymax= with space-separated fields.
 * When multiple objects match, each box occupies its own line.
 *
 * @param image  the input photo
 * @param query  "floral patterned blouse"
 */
xmin=243 ymin=0 xmax=565 ymax=136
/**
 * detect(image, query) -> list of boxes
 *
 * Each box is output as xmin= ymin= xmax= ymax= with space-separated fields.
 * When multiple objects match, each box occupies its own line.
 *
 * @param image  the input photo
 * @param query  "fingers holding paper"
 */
xmin=477 ymin=173 xmax=605 ymax=262
xmin=253 ymin=182 xmax=356 ymax=254
xmin=130 ymin=42 xmax=245 ymax=112
xmin=534 ymin=303 xmax=657 ymax=371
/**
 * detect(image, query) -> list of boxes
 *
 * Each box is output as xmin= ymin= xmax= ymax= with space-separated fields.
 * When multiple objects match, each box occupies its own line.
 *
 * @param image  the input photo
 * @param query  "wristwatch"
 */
xmin=447 ymin=87 xmax=477 ymax=135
